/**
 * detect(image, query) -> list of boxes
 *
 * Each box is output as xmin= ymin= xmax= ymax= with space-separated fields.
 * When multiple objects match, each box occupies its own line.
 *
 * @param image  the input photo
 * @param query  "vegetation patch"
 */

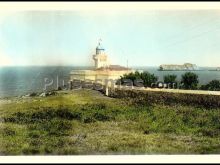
xmin=1 ymin=90 xmax=220 ymax=155
xmin=110 ymin=88 xmax=220 ymax=109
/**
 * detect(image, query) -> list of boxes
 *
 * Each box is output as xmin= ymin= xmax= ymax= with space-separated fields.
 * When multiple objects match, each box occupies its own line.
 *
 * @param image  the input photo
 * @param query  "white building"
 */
xmin=70 ymin=41 xmax=133 ymax=85
xmin=93 ymin=41 xmax=110 ymax=69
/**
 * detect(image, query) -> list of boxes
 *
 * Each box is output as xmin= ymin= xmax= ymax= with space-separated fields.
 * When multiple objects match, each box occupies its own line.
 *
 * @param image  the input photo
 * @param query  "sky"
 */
xmin=1 ymin=9 xmax=220 ymax=67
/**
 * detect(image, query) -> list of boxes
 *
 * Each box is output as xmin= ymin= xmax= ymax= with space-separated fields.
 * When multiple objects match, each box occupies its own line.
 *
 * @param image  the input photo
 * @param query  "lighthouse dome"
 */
xmin=96 ymin=40 xmax=105 ymax=54
xmin=96 ymin=43 xmax=105 ymax=50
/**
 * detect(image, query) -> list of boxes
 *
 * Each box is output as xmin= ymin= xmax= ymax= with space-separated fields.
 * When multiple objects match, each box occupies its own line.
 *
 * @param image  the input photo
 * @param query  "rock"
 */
xmin=39 ymin=92 xmax=46 ymax=97
xmin=48 ymin=91 xmax=56 ymax=96
xmin=23 ymin=92 xmax=37 ymax=97
xmin=25 ymin=94 xmax=30 ymax=97
xmin=29 ymin=92 xmax=37 ymax=97
xmin=39 ymin=91 xmax=57 ymax=97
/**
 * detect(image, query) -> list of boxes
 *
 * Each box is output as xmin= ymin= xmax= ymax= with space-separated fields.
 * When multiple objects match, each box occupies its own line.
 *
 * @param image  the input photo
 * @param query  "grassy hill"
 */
xmin=0 ymin=89 xmax=220 ymax=155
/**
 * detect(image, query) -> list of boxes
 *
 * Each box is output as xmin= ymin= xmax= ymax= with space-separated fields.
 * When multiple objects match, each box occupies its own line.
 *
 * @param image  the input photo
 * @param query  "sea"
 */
xmin=1 ymin=66 xmax=220 ymax=98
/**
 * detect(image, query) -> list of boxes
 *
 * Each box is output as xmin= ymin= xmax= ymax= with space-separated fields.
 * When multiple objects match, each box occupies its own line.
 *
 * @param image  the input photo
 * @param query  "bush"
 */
xmin=56 ymin=107 xmax=78 ymax=120
xmin=200 ymin=80 xmax=220 ymax=91
xmin=121 ymin=71 xmax=141 ymax=82
xmin=28 ymin=130 xmax=41 ymax=139
xmin=2 ymin=126 xmax=16 ymax=136
xmin=181 ymin=72 xmax=199 ymax=90
xmin=93 ymin=112 xmax=111 ymax=122
xmin=199 ymin=128 xmax=220 ymax=137
xmin=200 ymin=84 xmax=208 ymax=90
xmin=42 ymin=119 xmax=72 ymax=136
xmin=163 ymin=74 xmax=177 ymax=84
xmin=4 ymin=112 xmax=30 ymax=124
xmin=80 ymin=103 xmax=107 ymax=112
xmin=29 ymin=92 xmax=37 ymax=97
xmin=110 ymin=88 xmax=220 ymax=109
xmin=120 ymin=71 xmax=158 ymax=87
xmin=22 ymin=147 xmax=40 ymax=155
xmin=83 ymin=116 xmax=96 ymax=123
xmin=141 ymin=71 xmax=158 ymax=87
xmin=3 ymin=104 xmax=111 ymax=126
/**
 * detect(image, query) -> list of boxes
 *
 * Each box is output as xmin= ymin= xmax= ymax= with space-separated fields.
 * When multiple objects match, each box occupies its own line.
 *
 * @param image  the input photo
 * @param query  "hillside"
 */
xmin=0 ymin=89 xmax=220 ymax=155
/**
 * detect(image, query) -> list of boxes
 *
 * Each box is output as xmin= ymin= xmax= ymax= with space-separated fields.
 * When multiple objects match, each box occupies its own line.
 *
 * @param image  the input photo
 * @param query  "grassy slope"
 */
xmin=0 ymin=89 xmax=220 ymax=155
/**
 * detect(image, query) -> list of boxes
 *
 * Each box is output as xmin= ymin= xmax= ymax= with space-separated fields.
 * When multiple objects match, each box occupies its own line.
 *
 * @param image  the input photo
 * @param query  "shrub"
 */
xmin=71 ymin=111 xmax=83 ymax=120
xmin=199 ymin=128 xmax=220 ymax=137
xmin=181 ymin=72 xmax=199 ymax=90
xmin=110 ymin=88 xmax=220 ymax=109
xmin=121 ymin=71 xmax=141 ymax=82
xmin=83 ymin=116 xmax=96 ymax=123
xmin=81 ymin=103 xmax=106 ymax=111
xmin=200 ymin=84 xmax=208 ymax=90
xmin=29 ymin=92 xmax=37 ymax=97
xmin=120 ymin=71 xmax=158 ymax=87
xmin=4 ymin=112 xmax=30 ymax=124
xmin=22 ymin=147 xmax=40 ymax=155
xmin=43 ymin=119 xmax=72 ymax=136
xmin=56 ymin=107 xmax=76 ymax=120
xmin=141 ymin=71 xmax=158 ymax=87
xmin=208 ymin=80 xmax=220 ymax=91
xmin=200 ymin=80 xmax=220 ymax=91
xmin=2 ymin=126 xmax=16 ymax=136
xmin=163 ymin=74 xmax=177 ymax=84
xmin=28 ymin=130 xmax=41 ymax=139
xmin=93 ymin=112 xmax=111 ymax=122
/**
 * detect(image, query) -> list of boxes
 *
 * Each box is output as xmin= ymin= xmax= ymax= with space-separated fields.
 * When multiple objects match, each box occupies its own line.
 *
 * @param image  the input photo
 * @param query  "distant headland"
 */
xmin=158 ymin=63 xmax=220 ymax=71
xmin=158 ymin=63 xmax=199 ymax=71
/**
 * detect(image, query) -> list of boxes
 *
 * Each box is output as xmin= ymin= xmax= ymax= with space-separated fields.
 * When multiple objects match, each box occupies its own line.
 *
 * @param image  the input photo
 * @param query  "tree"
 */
xmin=140 ymin=71 xmax=158 ymax=87
xmin=207 ymin=80 xmax=220 ymax=91
xmin=200 ymin=80 xmax=220 ymax=91
xmin=120 ymin=71 xmax=141 ymax=86
xmin=181 ymin=72 xmax=199 ymax=90
xmin=121 ymin=71 xmax=141 ymax=81
xmin=120 ymin=71 xmax=158 ymax=87
xmin=200 ymin=84 xmax=208 ymax=90
xmin=163 ymin=74 xmax=177 ymax=83
xmin=163 ymin=74 xmax=177 ymax=89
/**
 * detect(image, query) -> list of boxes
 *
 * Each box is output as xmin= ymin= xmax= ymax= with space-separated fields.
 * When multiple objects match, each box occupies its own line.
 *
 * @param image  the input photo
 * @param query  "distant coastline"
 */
xmin=158 ymin=68 xmax=220 ymax=71
xmin=1 ymin=66 xmax=220 ymax=98
xmin=158 ymin=69 xmax=204 ymax=71
xmin=208 ymin=67 xmax=220 ymax=71
xmin=158 ymin=63 xmax=220 ymax=71
xmin=158 ymin=63 xmax=199 ymax=71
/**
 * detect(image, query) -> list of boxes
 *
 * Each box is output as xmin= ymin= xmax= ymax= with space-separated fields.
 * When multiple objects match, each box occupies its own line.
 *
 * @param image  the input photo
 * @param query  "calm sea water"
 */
xmin=1 ymin=66 xmax=220 ymax=98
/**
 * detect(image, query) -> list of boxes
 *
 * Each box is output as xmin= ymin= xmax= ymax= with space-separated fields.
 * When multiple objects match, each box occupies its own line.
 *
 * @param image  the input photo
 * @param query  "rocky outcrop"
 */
xmin=159 ymin=63 xmax=198 ymax=71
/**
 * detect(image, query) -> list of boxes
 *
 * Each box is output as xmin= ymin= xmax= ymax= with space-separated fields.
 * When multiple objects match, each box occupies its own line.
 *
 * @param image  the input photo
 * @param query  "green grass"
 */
xmin=0 ymin=89 xmax=220 ymax=155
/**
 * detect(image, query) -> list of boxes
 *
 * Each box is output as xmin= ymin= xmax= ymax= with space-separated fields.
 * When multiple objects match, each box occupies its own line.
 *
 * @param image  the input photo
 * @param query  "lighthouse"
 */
xmin=93 ymin=40 xmax=110 ymax=69
xmin=70 ymin=40 xmax=133 ymax=84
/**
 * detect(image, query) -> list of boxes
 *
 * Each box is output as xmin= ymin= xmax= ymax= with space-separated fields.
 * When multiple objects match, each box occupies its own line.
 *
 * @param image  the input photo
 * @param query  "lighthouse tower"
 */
xmin=93 ymin=40 xmax=110 ymax=69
